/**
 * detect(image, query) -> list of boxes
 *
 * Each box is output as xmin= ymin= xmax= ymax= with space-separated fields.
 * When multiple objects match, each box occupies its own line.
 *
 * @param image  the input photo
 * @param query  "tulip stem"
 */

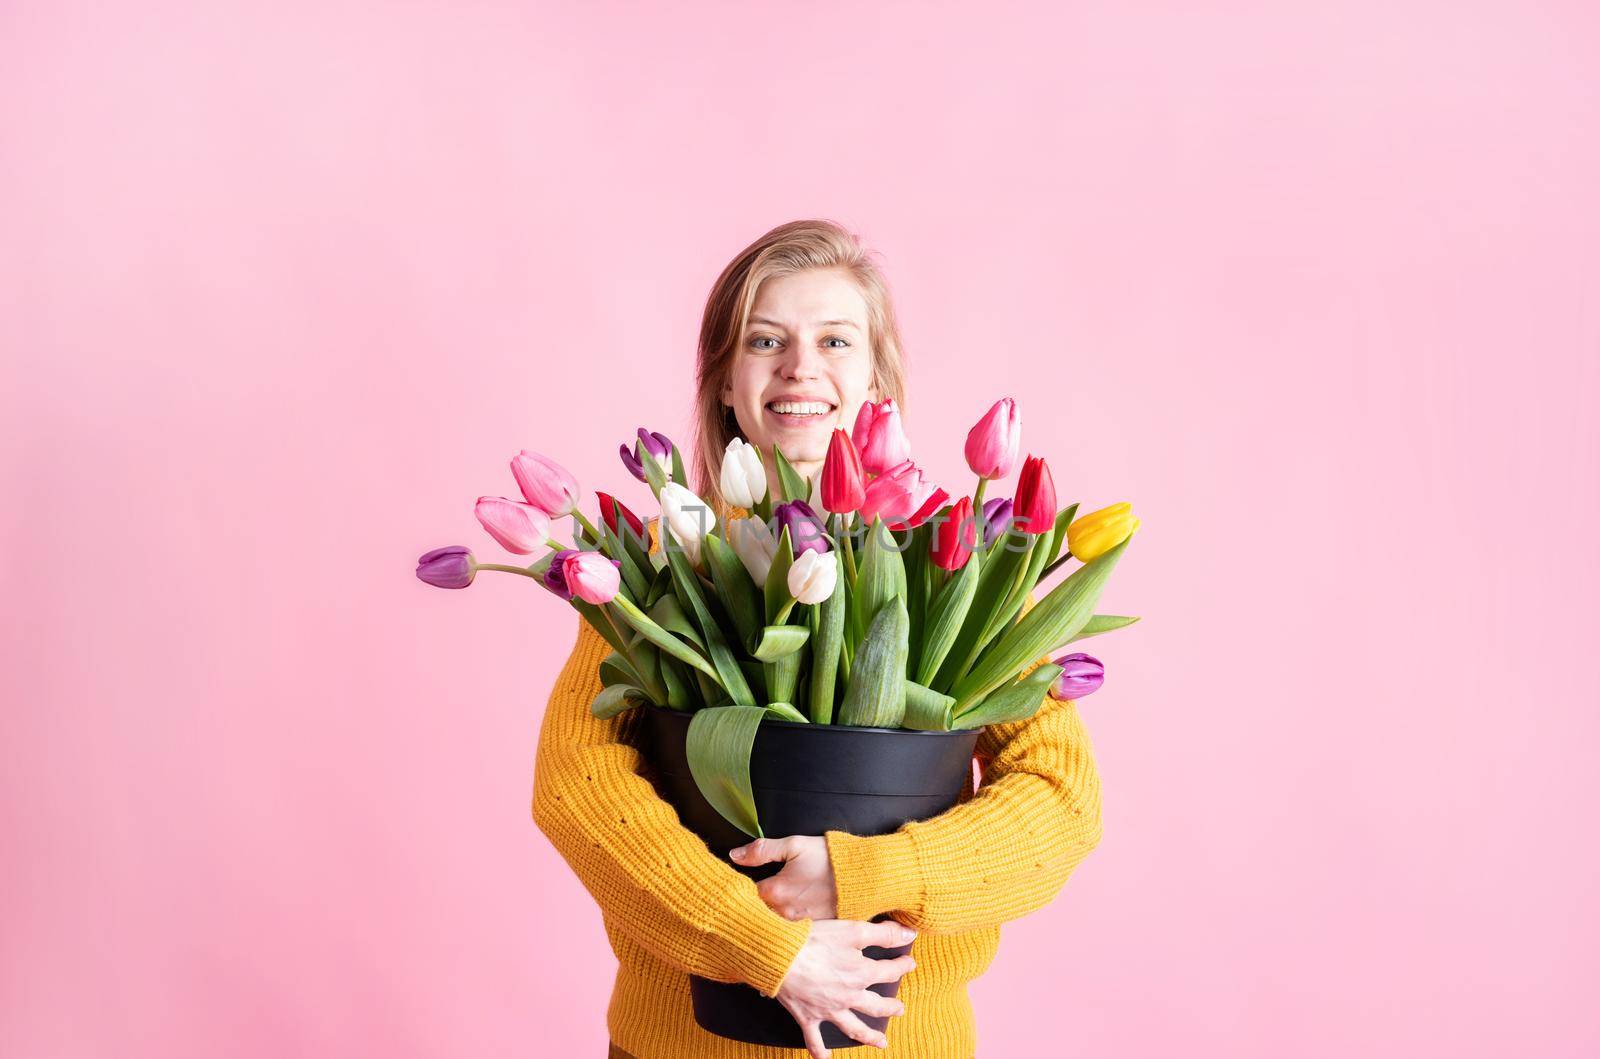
xmin=1039 ymin=549 xmax=1075 ymax=579
xmin=477 ymin=563 xmax=542 ymax=578
xmin=571 ymin=509 xmax=603 ymax=543
xmin=972 ymin=476 xmax=989 ymax=512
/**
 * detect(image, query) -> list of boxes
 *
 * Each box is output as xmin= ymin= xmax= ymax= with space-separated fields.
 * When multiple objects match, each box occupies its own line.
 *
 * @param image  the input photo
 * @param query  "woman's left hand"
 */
xmin=730 ymin=836 xmax=838 ymax=921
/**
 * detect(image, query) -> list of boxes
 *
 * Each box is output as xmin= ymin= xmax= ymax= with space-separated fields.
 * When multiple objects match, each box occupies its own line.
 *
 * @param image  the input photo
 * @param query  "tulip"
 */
xmin=1048 ymin=653 xmax=1105 ymax=700
xmin=720 ymin=437 xmax=767 ymax=509
xmin=1067 ymin=502 xmax=1141 ymax=562
xmin=1012 ymin=455 xmax=1057 ymax=534
xmin=416 ymin=546 xmax=476 ymax=589
xmin=981 ymin=496 xmax=1014 ymax=545
xmin=659 ymin=482 xmax=714 ymax=567
xmin=728 ymin=516 xmax=778 ymax=584
xmin=595 ymin=490 xmax=645 ymax=539
xmin=892 ymin=484 xmax=949 ymax=531
xmin=511 ymin=450 xmax=580 ymax=517
xmin=857 ymin=459 xmax=919 ymax=526
xmin=786 ymin=548 xmax=838 ymax=605
xmin=561 ymin=549 xmax=623 ymax=605
xmin=820 ymin=429 xmax=865 ymax=514
xmin=773 ymin=499 xmax=831 ymax=556
xmin=541 ymin=548 xmax=580 ymax=599
xmin=475 ymin=496 xmax=552 ymax=554
xmin=619 ymin=428 xmax=673 ymax=483
xmin=965 ymin=397 xmax=1021 ymax=479
xmin=929 ymin=495 xmax=977 ymax=571
xmin=851 ymin=398 xmax=911 ymax=475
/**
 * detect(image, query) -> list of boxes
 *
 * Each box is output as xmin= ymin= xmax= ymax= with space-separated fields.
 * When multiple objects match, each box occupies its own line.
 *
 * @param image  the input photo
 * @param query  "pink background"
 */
xmin=4 ymin=2 xmax=1597 ymax=1056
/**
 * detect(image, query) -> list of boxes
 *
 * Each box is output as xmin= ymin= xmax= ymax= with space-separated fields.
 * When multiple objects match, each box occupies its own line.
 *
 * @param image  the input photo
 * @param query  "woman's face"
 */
xmin=721 ymin=267 xmax=879 ymax=495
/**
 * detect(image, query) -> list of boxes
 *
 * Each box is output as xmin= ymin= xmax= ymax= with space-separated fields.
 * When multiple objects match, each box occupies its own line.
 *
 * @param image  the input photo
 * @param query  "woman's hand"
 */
xmin=730 ymin=835 xmax=838 ymax=920
xmin=774 ymin=918 xmax=916 ymax=1058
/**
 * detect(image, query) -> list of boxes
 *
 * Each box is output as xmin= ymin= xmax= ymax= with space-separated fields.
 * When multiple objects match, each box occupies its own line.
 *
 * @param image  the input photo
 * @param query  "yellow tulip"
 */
xmin=1067 ymin=502 xmax=1141 ymax=562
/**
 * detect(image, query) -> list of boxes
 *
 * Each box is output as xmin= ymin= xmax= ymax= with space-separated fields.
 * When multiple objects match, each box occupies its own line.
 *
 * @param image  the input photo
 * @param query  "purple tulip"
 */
xmin=541 ymin=548 xmax=581 ymax=600
xmin=619 ymin=427 xmax=674 ymax=483
xmin=416 ymin=546 xmax=476 ymax=589
xmin=773 ymin=499 xmax=831 ymax=556
xmin=1048 ymin=653 xmax=1105 ymax=700
xmin=981 ymin=496 xmax=1014 ymax=546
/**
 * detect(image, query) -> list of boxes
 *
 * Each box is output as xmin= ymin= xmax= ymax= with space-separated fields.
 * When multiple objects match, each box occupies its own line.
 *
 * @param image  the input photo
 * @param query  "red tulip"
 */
xmin=596 ymin=490 xmax=645 ymax=539
xmin=1013 ymin=455 xmax=1057 ymax=534
xmin=820 ymin=429 xmax=865 ymax=514
xmin=929 ymin=495 xmax=977 ymax=570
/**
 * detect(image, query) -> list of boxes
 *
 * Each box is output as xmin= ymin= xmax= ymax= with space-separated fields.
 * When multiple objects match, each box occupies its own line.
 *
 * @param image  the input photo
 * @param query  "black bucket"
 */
xmin=639 ymin=704 xmax=981 ymax=1049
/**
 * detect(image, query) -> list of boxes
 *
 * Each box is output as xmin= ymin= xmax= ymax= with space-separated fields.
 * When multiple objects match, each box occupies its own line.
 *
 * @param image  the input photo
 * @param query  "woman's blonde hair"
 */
xmin=691 ymin=219 xmax=909 ymax=511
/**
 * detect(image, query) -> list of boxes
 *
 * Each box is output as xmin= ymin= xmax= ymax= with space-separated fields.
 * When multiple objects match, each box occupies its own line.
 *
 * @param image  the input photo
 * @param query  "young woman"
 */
xmin=532 ymin=220 xmax=1104 ymax=1059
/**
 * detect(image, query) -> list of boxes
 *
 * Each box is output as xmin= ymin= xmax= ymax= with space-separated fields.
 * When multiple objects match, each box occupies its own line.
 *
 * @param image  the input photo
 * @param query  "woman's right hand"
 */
xmin=774 ymin=918 xmax=917 ymax=1058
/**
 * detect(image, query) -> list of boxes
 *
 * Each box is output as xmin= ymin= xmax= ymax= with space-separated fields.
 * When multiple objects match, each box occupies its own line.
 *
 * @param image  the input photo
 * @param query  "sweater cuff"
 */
xmin=703 ymin=879 xmax=813 ymax=998
xmin=826 ymin=829 xmax=924 ymax=923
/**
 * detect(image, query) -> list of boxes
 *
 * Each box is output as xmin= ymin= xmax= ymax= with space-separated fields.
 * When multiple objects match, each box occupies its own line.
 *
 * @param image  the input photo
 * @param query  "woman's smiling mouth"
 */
xmin=765 ymin=399 xmax=836 ymax=425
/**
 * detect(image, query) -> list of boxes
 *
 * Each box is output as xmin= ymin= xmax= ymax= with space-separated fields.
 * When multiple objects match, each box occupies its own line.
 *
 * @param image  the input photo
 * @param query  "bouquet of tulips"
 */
xmin=417 ymin=397 xmax=1140 ymax=836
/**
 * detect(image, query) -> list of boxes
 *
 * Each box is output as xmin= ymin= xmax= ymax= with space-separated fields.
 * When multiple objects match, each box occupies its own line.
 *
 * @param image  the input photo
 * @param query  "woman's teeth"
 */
xmin=767 ymin=401 xmax=833 ymax=417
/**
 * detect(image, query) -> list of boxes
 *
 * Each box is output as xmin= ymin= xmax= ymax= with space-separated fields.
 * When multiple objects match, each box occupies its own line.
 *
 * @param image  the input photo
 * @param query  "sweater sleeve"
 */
xmin=531 ymin=613 xmax=812 ymax=997
xmin=823 ymin=593 xmax=1105 ymax=934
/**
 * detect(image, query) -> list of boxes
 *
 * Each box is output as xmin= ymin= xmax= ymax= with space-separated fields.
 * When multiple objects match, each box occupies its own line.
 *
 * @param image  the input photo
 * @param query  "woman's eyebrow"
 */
xmin=747 ymin=316 xmax=862 ymax=330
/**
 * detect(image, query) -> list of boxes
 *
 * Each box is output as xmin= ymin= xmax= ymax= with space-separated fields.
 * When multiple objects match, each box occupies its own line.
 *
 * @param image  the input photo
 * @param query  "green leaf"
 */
xmin=771 ymin=445 xmax=810 ymax=502
xmin=663 ymin=527 xmax=757 ymax=707
xmin=915 ymin=551 xmax=981 ymax=685
xmin=766 ymin=642 xmax=807 ymax=705
xmin=808 ymin=551 xmax=846 ymax=724
xmin=599 ymin=651 xmax=641 ymax=689
xmin=1072 ymin=614 xmax=1141 ymax=642
xmin=929 ymin=535 xmax=1030 ymax=693
xmin=649 ymin=594 xmax=706 ymax=651
xmin=950 ymin=535 xmax=1132 ymax=712
xmin=838 ymin=595 xmax=909 ymax=728
xmin=670 ymin=442 xmax=688 ymax=487
xmin=953 ymin=665 xmax=1061 ymax=730
xmin=764 ymin=701 xmax=808 ymax=723
xmin=644 ymin=562 xmax=674 ymax=605
xmin=659 ymin=654 xmax=695 ymax=709
xmin=640 ymin=441 xmax=670 ymax=499
xmin=703 ymin=532 xmax=764 ymax=643
xmin=686 ymin=705 xmax=768 ymax=837
xmin=608 ymin=594 xmax=722 ymax=683
xmin=599 ymin=517 xmax=650 ymax=603
xmin=752 ymin=624 xmax=811 ymax=661
xmin=854 ymin=516 xmax=906 ymax=639
xmin=902 ymin=679 xmax=956 ymax=731
xmin=591 ymin=683 xmax=649 ymax=719
xmin=764 ymin=526 xmax=796 ymax=625
xmin=571 ymin=599 xmax=628 ymax=656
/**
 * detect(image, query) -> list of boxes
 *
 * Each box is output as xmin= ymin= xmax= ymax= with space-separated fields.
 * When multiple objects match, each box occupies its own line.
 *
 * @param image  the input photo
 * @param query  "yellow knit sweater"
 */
xmin=531 ymin=513 xmax=1104 ymax=1058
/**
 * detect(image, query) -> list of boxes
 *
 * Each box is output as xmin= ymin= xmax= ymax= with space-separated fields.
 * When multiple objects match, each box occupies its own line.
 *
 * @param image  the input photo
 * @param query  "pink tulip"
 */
xmin=965 ymin=397 xmax=1021 ymax=478
xmin=851 ymin=398 xmax=911 ymax=475
xmin=475 ymin=496 xmax=552 ymax=554
xmin=857 ymin=459 xmax=920 ymax=526
xmin=561 ymin=550 xmax=622 ymax=604
xmin=510 ymin=450 xmax=579 ymax=516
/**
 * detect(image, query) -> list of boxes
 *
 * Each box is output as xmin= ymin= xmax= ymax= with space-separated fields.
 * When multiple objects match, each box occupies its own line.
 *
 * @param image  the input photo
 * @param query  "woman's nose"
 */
xmin=780 ymin=337 xmax=824 ymax=379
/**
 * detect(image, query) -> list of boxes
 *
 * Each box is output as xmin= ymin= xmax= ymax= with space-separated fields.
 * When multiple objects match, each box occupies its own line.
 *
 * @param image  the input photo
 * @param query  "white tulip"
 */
xmin=786 ymin=548 xmax=838 ymax=605
xmin=727 ymin=516 xmax=777 ymax=585
xmin=721 ymin=437 xmax=768 ymax=509
xmin=659 ymin=482 xmax=714 ymax=568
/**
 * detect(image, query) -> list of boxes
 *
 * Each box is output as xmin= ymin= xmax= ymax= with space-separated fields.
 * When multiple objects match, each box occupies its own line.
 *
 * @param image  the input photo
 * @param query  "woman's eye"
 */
xmin=823 ymin=337 xmax=851 ymax=350
xmin=750 ymin=336 xmax=780 ymax=351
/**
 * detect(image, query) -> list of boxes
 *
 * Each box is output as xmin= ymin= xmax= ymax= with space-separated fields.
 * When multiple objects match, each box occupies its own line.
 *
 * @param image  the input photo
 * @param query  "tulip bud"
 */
xmin=541 ymin=548 xmax=579 ymax=599
xmin=981 ymin=497 xmax=1014 ymax=545
xmin=786 ymin=548 xmax=838 ymax=605
xmin=475 ymin=496 xmax=552 ymax=554
xmin=1048 ymin=653 xmax=1105 ymax=700
xmin=820 ymin=429 xmax=865 ymax=514
xmin=929 ymin=495 xmax=977 ymax=571
xmin=1067 ymin=502 xmax=1141 ymax=562
xmin=851 ymin=398 xmax=911 ymax=475
xmin=720 ymin=437 xmax=767 ymax=509
xmin=416 ymin=546 xmax=476 ymax=589
xmin=659 ymin=482 xmax=714 ymax=567
xmin=562 ymin=549 xmax=622 ymax=605
xmin=596 ymin=490 xmax=645 ymax=540
xmin=510 ymin=450 xmax=580 ymax=517
xmin=773 ymin=499 xmax=831 ymax=556
xmin=727 ymin=516 xmax=778 ymax=584
xmin=1012 ymin=455 xmax=1057 ymax=534
xmin=965 ymin=397 xmax=1022 ymax=479
xmin=619 ymin=428 xmax=673 ymax=483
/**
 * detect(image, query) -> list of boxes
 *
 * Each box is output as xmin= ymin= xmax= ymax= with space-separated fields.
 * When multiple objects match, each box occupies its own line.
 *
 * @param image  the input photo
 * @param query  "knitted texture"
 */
xmin=531 ymin=513 xmax=1104 ymax=1058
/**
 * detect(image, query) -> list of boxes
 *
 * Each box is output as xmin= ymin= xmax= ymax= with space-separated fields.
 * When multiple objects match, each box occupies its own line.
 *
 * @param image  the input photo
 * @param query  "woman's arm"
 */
xmin=531 ymin=614 xmax=811 ymax=997
xmin=823 ymin=689 xmax=1103 ymax=934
